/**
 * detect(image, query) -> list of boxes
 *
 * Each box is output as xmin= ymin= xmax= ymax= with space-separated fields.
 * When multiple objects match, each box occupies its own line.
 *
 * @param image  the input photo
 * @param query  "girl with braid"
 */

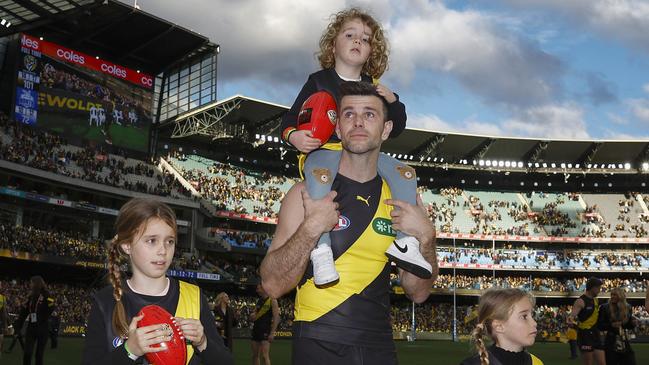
xmin=460 ymin=288 xmax=544 ymax=365
xmin=82 ymin=198 xmax=232 ymax=365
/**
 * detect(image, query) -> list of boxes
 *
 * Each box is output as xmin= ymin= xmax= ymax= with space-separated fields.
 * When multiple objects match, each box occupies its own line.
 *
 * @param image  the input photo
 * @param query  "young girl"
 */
xmin=82 ymin=198 xmax=233 ymax=365
xmin=280 ymin=7 xmax=432 ymax=286
xmin=460 ymin=288 xmax=543 ymax=365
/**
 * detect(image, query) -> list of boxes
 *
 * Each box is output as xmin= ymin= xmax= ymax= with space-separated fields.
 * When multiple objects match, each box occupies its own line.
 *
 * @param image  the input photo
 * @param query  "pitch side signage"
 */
xmin=20 ymin=34 xmax=153 ymax=89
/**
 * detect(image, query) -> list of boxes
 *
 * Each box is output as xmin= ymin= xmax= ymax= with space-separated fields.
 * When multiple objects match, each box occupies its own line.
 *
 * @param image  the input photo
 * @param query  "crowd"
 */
xmin=0 ymin=224 xmax=106 ymax=261
xmin=169 ymin=152 xmax=294 ymax=219
xmin=0 ymin=115 xmax=192 ymax=199
xmin=438 ymin=245 xmax=649 ymax=270
xmin=0 ymin=277 xmax=92 ymax=323
xmin=429 ymin=274 xmax=648 ymax=293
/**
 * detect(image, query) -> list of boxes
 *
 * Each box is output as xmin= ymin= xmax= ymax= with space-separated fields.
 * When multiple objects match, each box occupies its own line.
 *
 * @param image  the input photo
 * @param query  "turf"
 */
xmin=3 ymin=337 xmax=648 ymax=364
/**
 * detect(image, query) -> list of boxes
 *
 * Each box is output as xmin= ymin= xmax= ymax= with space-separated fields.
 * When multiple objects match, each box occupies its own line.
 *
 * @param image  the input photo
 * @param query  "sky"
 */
xmin=127 ymin=0 xmax=649 ymax=140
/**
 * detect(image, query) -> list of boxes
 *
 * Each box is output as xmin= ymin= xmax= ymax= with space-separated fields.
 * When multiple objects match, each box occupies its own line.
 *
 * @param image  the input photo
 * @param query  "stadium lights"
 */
xmin=2 ymin=19 xmax=12 ymax=28
xmin=427 ymin=157 xmax=431 ymax=162
xmin=274 ymin=137 xmax=279 ymax=143
xmin=624 ymin=163 xmax=631 ymax=170
xmin=397 ymin=154 xmax=403 ymax=159
xmin=485 ymin=160 xmax=491 ymax=167
xmin=517 ymin=162 xmax=523 ymax=168
xmin=534 ymin=163 xmax=539 ymax=168
xmin=551 ymin=163 xmax=556 ymax=168
xmin=479 ymin=160 xmax=484 ymax=166
xmin=440 ymin=158 xmax=444 ymax=162
xmin=409 ymin=155 xmax=414 ymax=160
xmin=542 ymin=163 xmax=547 ymax=168
xmin=575 ymin=164 xmax=580 ymax=169
xmin=560 ymin=163 xmax=566 ymax=169
xmin=643 ymin=162 xmax=649 ymax=170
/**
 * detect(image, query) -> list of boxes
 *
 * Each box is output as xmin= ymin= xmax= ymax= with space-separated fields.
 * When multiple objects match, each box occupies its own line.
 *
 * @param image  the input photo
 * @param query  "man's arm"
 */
xmin=260 ymin=183 xmax=339 ymax=298
xmin=268 ymin=299 xmax=280 ymax=342
xmin=568 ymin=298 xmax=585 ymax=325
xmin=388 ymin=195 xmax=438 ymax=303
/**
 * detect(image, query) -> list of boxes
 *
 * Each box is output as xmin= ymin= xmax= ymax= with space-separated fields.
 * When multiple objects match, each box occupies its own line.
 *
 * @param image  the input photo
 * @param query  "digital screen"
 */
xmin=14 ymin=34 xmax=155 ymax=152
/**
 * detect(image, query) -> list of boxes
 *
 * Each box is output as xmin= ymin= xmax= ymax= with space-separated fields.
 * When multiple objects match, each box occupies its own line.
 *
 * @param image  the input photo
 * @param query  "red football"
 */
xmin=297 ymin=91 xmax=337 ymax=144
xmin=137 ymin=305 xmax=187 ymax=365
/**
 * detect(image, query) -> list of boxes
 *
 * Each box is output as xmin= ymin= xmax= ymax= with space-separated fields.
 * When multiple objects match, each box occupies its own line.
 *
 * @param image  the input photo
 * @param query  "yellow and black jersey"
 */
xmin=294 ymin=174 xmax=395 ymax=348
xmin=577 ymin=295 xmax=599 ymax=330
xmin=253 ymin=297 xmax=273 ymax=332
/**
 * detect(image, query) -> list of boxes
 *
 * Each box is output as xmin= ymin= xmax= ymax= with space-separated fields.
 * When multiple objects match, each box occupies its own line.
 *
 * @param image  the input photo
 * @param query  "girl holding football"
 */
xmin=82 ymin=198 xmax=232 ymax=364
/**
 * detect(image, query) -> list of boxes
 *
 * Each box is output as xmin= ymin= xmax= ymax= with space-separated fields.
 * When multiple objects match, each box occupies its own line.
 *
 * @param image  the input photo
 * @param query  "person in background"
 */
xmin=14 ymin=276 xmax=55 ymax=365
xmin=213 ymin=292 xmax=234 ymax=351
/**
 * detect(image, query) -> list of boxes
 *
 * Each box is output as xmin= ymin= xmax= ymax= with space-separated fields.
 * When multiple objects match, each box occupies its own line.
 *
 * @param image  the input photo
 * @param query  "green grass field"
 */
xmin=3 ymin=337 xmax=649 ymax=364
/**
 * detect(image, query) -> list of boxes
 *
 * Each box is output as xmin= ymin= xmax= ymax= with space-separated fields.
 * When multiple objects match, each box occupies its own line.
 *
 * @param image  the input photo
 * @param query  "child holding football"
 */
xmin=82 ymin=198 xmax=232 ymax=365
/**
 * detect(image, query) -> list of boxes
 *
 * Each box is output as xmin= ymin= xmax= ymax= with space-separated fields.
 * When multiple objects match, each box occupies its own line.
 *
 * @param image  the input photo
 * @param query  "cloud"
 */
xmin=501 ymin=0 xmax=649 ymax=54
xmin=389 ymin=2 xmax=564 ymax=108
xmin=132 ymin=0 xmax=565 ymax=109
xmin=627 ymin=99 xmax=649 ymax=123
xmin=584 ymin=72 xmax=617 ymax=105
xmin=502 ymin=103 xmax=589 ymax=139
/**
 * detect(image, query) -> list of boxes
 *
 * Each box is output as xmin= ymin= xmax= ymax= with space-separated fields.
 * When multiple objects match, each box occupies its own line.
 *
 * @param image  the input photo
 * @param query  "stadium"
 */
xmin=0 ymin=1 xmax=647 ymax=365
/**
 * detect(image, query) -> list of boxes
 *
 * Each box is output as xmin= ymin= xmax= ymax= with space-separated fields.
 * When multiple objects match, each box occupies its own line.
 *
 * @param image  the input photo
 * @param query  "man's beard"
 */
xmin=341 ymin=139 xmax=381 ymax=155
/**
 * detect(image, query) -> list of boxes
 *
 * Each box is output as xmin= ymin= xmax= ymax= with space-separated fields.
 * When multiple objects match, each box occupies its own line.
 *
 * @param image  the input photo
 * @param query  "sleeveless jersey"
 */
xmin=577 ymin=295 xmax=599 ymax=330
xmin=293 ymin=174 xmax=395 ymax=348
xmin=252 ymin=297 xmax=273 ymax=332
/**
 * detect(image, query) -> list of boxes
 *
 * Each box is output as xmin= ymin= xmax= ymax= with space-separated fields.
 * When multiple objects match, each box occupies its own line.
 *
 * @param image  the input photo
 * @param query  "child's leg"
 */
xmin=303 ymin=149 xmax=341 ymax=286
xmin=379 ymin=153 xmax=432 ymax=279
xmin=377 ymin=153 xmax=417 ymax=240
xmin=303 ymin=149 xmax=339 ymax=201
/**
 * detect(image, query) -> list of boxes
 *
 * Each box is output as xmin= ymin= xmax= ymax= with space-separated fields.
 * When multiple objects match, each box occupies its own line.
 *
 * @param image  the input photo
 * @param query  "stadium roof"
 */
xmin=0 ymin=0 xmax=216 ymax=75
xmin=382 ymin=128 xmax=649 ymax=165
xmin=158 ymin=95 xmax=288 ymax=146
xmin=160 ymin=93 xmax=649 ymax=166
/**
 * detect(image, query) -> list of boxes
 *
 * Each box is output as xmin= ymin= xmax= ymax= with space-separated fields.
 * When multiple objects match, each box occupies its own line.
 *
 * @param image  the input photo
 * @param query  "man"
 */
xmin=260 ymin=81 xmax=438 ymax=365
xmin=48 ymin=311 xmax=59 ymax=350
xmin=250 ymin=284 xmax=279 ymax=365
xmin=568 ymin=277 xmax=605 ymax=365
xmin=15 ymin=276 xmax=55 ymax=365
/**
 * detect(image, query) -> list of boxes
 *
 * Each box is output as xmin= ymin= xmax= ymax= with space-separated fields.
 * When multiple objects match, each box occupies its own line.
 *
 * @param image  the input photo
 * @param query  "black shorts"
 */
xmin=578 ymin=328 xmax=605 ymax=352
xmin=292 ymin=337 xmax=398 ymax=365
xmin=251 ymin=326 xmax=271 ymax=342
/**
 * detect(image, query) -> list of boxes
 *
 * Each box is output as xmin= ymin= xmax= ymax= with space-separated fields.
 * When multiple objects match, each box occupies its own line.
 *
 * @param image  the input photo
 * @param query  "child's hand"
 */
xmin=289 ymin=130 xmax=322 ymax=153
xmin=174 ymin=317 xmax=207 ymax=352
xmin=375 ymin=83 xmax=397 ymax=104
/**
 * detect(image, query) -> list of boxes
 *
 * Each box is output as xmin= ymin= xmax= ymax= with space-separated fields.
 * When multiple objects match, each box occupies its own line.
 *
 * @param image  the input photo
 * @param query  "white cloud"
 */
xmin=627 ymin=99 xmax=649 ymax=123
xmin=502 ymin=103 xmax=589 ymax=139
xmin=502 ymin=0 xmax=649 ymax=53
xmin=389 ymin=2 xmax=563 ymax=107
xmin=607 ymin=113 xmax=627 ymax=125
xmin=408 ymin=113 xmax=503 ymax=136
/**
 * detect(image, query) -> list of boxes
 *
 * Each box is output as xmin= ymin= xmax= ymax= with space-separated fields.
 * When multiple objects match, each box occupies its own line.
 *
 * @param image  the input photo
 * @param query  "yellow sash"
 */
xmin=175 ymin=281 xmax=201 ymax=365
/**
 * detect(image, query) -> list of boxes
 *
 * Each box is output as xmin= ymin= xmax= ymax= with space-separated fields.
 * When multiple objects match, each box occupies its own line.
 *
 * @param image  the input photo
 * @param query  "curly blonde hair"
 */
xmin=317 ymin=7 xmax=389 ymax=79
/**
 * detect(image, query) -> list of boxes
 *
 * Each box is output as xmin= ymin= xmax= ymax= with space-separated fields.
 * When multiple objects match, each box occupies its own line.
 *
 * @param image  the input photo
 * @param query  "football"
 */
xmin=137 ymin=305 xmax=187 ymax=365
xmin=297 ymin=90 xmax=337 ymax=144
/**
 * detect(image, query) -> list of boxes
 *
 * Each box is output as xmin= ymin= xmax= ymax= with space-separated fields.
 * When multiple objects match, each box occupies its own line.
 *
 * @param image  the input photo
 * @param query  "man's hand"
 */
xmin=289 ymin=130 xmax=322 ymax=153
xmin=385 ymin=194 xmax=434 ymax=244
xmin=301 ymin=189 xmax=339 ymax=239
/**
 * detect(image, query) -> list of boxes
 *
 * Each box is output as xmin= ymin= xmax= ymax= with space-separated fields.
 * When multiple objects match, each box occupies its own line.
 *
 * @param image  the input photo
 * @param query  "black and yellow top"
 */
xmin=252 ymin=297 xmax=273 ymax=332
xmin=293 ymin=174 xmax=395 ymax=349
xmin=577 ymin=295 xmax=599 ymax=330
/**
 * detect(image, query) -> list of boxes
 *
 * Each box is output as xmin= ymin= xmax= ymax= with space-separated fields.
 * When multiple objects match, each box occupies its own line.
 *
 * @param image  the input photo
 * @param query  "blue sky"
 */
xmin=131 ymin=0 xmax=649 ymax=140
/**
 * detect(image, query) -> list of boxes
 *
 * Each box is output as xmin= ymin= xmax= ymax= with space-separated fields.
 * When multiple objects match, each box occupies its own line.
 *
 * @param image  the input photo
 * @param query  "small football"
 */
xmin=137 ymin=305 xmax=187 ymax=365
